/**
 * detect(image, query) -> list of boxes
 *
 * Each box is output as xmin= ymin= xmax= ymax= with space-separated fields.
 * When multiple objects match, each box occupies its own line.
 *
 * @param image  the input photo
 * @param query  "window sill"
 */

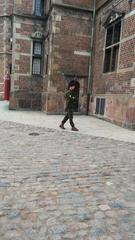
xmin=32 ymin=74 xmax=43 ymax=77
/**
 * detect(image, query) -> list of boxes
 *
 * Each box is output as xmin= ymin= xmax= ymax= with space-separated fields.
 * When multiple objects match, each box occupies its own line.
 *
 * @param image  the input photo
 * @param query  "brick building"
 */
xmin=0 ymin=0 xmax=135 ymax=129
xmin=91 ymin=0 xmax=135 ymax=129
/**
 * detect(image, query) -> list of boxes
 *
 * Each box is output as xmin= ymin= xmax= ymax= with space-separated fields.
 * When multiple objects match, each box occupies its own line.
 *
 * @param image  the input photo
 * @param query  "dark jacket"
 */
xmin=65 ymin=90 xmax=78 ymax=111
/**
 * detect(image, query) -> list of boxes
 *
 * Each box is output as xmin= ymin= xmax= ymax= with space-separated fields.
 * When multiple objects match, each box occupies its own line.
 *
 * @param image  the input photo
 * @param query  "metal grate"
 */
xmin=95 ymin=98 xmax=105 ymax=115
xmin=35 ymin=0 xmax=42 ymax=16
xmin=34 ymin=42 xmax=42 ymax=55
xmin=32 ymin=58 xmax=41 ymax=75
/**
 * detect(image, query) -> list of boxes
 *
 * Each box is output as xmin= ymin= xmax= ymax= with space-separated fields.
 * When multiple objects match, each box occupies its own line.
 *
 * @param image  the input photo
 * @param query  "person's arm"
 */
xmin=65 ymin=91 xmax=76 ymax=100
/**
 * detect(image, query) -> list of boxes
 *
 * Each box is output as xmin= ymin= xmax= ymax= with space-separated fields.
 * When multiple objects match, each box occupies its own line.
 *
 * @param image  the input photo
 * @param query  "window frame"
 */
xmin=103 ymin=19 xmax=121 ymax=73
xmin=95 ymin=97 xmax=106 ymax=116
xmin=32 ymin=40 xmax=43 ymax=76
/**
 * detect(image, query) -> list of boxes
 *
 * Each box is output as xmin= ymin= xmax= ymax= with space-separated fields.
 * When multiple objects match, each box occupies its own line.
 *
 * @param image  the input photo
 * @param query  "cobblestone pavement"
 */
xmin=0 ymin=120 xmax=135 ymax=240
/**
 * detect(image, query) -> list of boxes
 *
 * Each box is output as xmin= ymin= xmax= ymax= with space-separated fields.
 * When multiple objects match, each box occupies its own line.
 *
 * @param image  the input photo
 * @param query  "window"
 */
xmin=103 ymin=20 xmax=121 ymax=73
xmin=45 ymin=54 xmax=49 ymax=74
xmin=32 ymin=41 xmax=43 ymax=75
xmin=35 ymin=0 xmax=44 ymax=16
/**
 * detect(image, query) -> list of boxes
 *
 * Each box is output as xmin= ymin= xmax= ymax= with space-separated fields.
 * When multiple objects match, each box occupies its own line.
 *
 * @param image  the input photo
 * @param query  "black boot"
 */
xmin=59 ymin=123 xmax=65 ymax=129
xmin=71 ymin=126 xmax=79 ymax=131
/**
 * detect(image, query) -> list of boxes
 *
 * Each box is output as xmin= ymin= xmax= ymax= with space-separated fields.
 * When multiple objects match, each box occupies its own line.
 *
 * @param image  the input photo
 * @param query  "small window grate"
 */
xmin=95 ymin=98 xmax=106 ymax=115
xmin=32 ymin=58 xmax=41 ymax=75
xmin=95 ymin=98 xmax=100 ymax=114
xmin=32 ymin=41 xmax=43 ymax=75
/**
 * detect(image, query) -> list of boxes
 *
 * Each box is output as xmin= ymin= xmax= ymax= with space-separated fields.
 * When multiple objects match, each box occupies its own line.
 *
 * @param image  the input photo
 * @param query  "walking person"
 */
xmin=59 ymin=82 xmax=79 ymax=131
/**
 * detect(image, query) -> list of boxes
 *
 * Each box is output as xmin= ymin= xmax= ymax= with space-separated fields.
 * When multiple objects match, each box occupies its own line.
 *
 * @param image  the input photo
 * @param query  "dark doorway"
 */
xmin=68 ymin=80 xmax=80 ymax=112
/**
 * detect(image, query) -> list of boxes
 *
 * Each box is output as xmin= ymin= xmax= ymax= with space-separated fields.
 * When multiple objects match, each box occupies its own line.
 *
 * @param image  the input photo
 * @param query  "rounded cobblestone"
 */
xmin=0 ymin=120 xmax=135 ymax=239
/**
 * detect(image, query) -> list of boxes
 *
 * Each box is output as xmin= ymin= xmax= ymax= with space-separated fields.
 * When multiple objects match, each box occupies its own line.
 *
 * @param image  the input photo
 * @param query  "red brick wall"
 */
xmin=50 ymin=11 xmax=91 ymax=89
xmin=42 ymin=6 xmax=92 ymax=112
xmin=0 ymin=0 xmax=13 ymax=15
xmin=91 ymin=0 xmax=135 ymax=128
xmin=119 ymin=39 xmax=135 ymax=69
xmin=122 ymin=14 xmax=135 ymax=38
xmin=96 ymin=0 xmax=108 ymax=9
xmin=9 ymin=16 xmax=45 ymax=109
xmin=93 ymin=0 xmax=135 ymax=95
xmin=62 ymin=0 xmax=93 ymax=9
xmin=16 ymin=39 xmax=31 ymax=54
xmin=15 ymin=0 xmax=33 ymax=15
xmin=0 ymin=0 xmax=4 ymax=15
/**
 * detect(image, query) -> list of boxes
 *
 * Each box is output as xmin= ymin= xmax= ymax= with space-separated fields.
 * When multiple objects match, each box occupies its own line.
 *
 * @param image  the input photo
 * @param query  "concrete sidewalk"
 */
xmin=0 ymin=101 xmax=135 ymax=143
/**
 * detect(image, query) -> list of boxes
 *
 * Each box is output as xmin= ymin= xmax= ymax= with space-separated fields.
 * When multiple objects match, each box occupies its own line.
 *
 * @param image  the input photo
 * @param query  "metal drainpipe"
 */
xmin=86 ymin=0 xmax=96 ymax=115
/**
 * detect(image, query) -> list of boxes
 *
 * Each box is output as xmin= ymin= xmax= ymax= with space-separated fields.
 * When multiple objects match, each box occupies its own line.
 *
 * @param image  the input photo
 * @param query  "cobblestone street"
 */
xmin=0 ymin=120 xmax=135 ymax=240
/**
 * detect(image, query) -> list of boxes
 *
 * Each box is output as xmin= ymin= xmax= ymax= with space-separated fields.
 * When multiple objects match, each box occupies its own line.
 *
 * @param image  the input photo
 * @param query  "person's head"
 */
xmin=69 ymin=85 xmax=75 ymax=91
xmin=68 ymin=81 xmax=76 ymax=91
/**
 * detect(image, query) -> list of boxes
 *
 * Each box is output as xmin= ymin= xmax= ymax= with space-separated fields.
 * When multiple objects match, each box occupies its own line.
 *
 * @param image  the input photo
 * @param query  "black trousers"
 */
xmin=62 ymin=110 xmax=75 ymax=128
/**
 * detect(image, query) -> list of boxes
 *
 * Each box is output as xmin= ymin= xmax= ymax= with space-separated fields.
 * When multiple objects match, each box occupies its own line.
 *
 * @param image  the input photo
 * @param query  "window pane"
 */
xmin=111 ymin=46 xmax=119 ymax=71
xmin=95 ymin=98 xmax=100 ymax=114
xmin=32 ymin=58 xmax=41 ymax=75
xmin=45 ymin=54 xmax=48 ymax=74
xmin=106 ymin=26 xmax=113 ymax=47
xmin=34 ymin=42 xmax=42 ymax=55
xmin=100 ymin=98 xmax=105 ymax=115
xmin=104 ymin=48 xmax=111 ymax=73
xmin=35 ymin=0 xmax=41 ymax=16
xmin=113 ymin=21 xmax=121 ymax=44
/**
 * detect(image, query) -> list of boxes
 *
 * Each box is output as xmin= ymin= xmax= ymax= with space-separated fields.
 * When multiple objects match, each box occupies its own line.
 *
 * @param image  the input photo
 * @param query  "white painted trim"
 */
xmin=0 ymin=52 xmax=12 ymax=54
xmin=74 ymin=51 xmax=90 ymax=57
xmin=117 ymin=66 xmax=134 ymax=73
xmin=131 ymin=78 xmax=135 ymax=87
xmin=102 ymin=28 xmax=107 ymax=73
xmin=15 ymin=35 xmax=31 ymax=41
xmin=20 ymin=53 xmax=31 ymax=56
xmin=11 ymin=15 xmax=17 ymax=91
xmin=124 ymin=9 xmax=135 ymax=19
xmin=30 ymin=40 xmax=33 ymax=75
xmin=14 ymin=73 xmax=31 ymax=76
xmin=33 ymin=0 xmax=35 ymax=15
xmin=117 ymin=17 xmax=123 ymax=71
xmin=121 ymin=33 xmax=135 ymax=43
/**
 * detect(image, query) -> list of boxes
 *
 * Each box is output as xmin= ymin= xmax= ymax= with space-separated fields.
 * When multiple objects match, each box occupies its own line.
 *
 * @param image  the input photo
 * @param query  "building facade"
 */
xmin=91 ymin=0 xmax=135 ymax=129
xmin=0 ymin=0 xmax=135 ymax=129
xmin=0 ymin=0 xmax=92 ymax=112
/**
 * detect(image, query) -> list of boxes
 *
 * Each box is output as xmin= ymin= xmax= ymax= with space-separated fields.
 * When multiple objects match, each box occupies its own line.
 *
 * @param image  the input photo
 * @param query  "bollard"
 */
xmin=4 ymin=72 xmax=11 ymax=100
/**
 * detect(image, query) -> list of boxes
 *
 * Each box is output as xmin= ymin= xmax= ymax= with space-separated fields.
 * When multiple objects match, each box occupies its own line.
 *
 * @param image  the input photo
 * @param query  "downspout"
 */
xmin=86 ymin=0 xmax=96 ymax=115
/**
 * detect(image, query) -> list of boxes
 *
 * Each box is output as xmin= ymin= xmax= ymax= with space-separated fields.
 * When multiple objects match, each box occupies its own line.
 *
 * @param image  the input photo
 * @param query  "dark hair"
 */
xmin=68 ymin=81 xmax=76 ymax=87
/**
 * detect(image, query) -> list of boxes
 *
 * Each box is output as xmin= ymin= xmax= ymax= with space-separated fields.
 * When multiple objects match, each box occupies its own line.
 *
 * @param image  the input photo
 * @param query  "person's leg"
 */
xmin=68 ymin=110 xmax=74 ymax=128
xmin=59 ymin=113 xmax=69 ymax=129
xmin=69 ymin=110 xmax=79 ymax=131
